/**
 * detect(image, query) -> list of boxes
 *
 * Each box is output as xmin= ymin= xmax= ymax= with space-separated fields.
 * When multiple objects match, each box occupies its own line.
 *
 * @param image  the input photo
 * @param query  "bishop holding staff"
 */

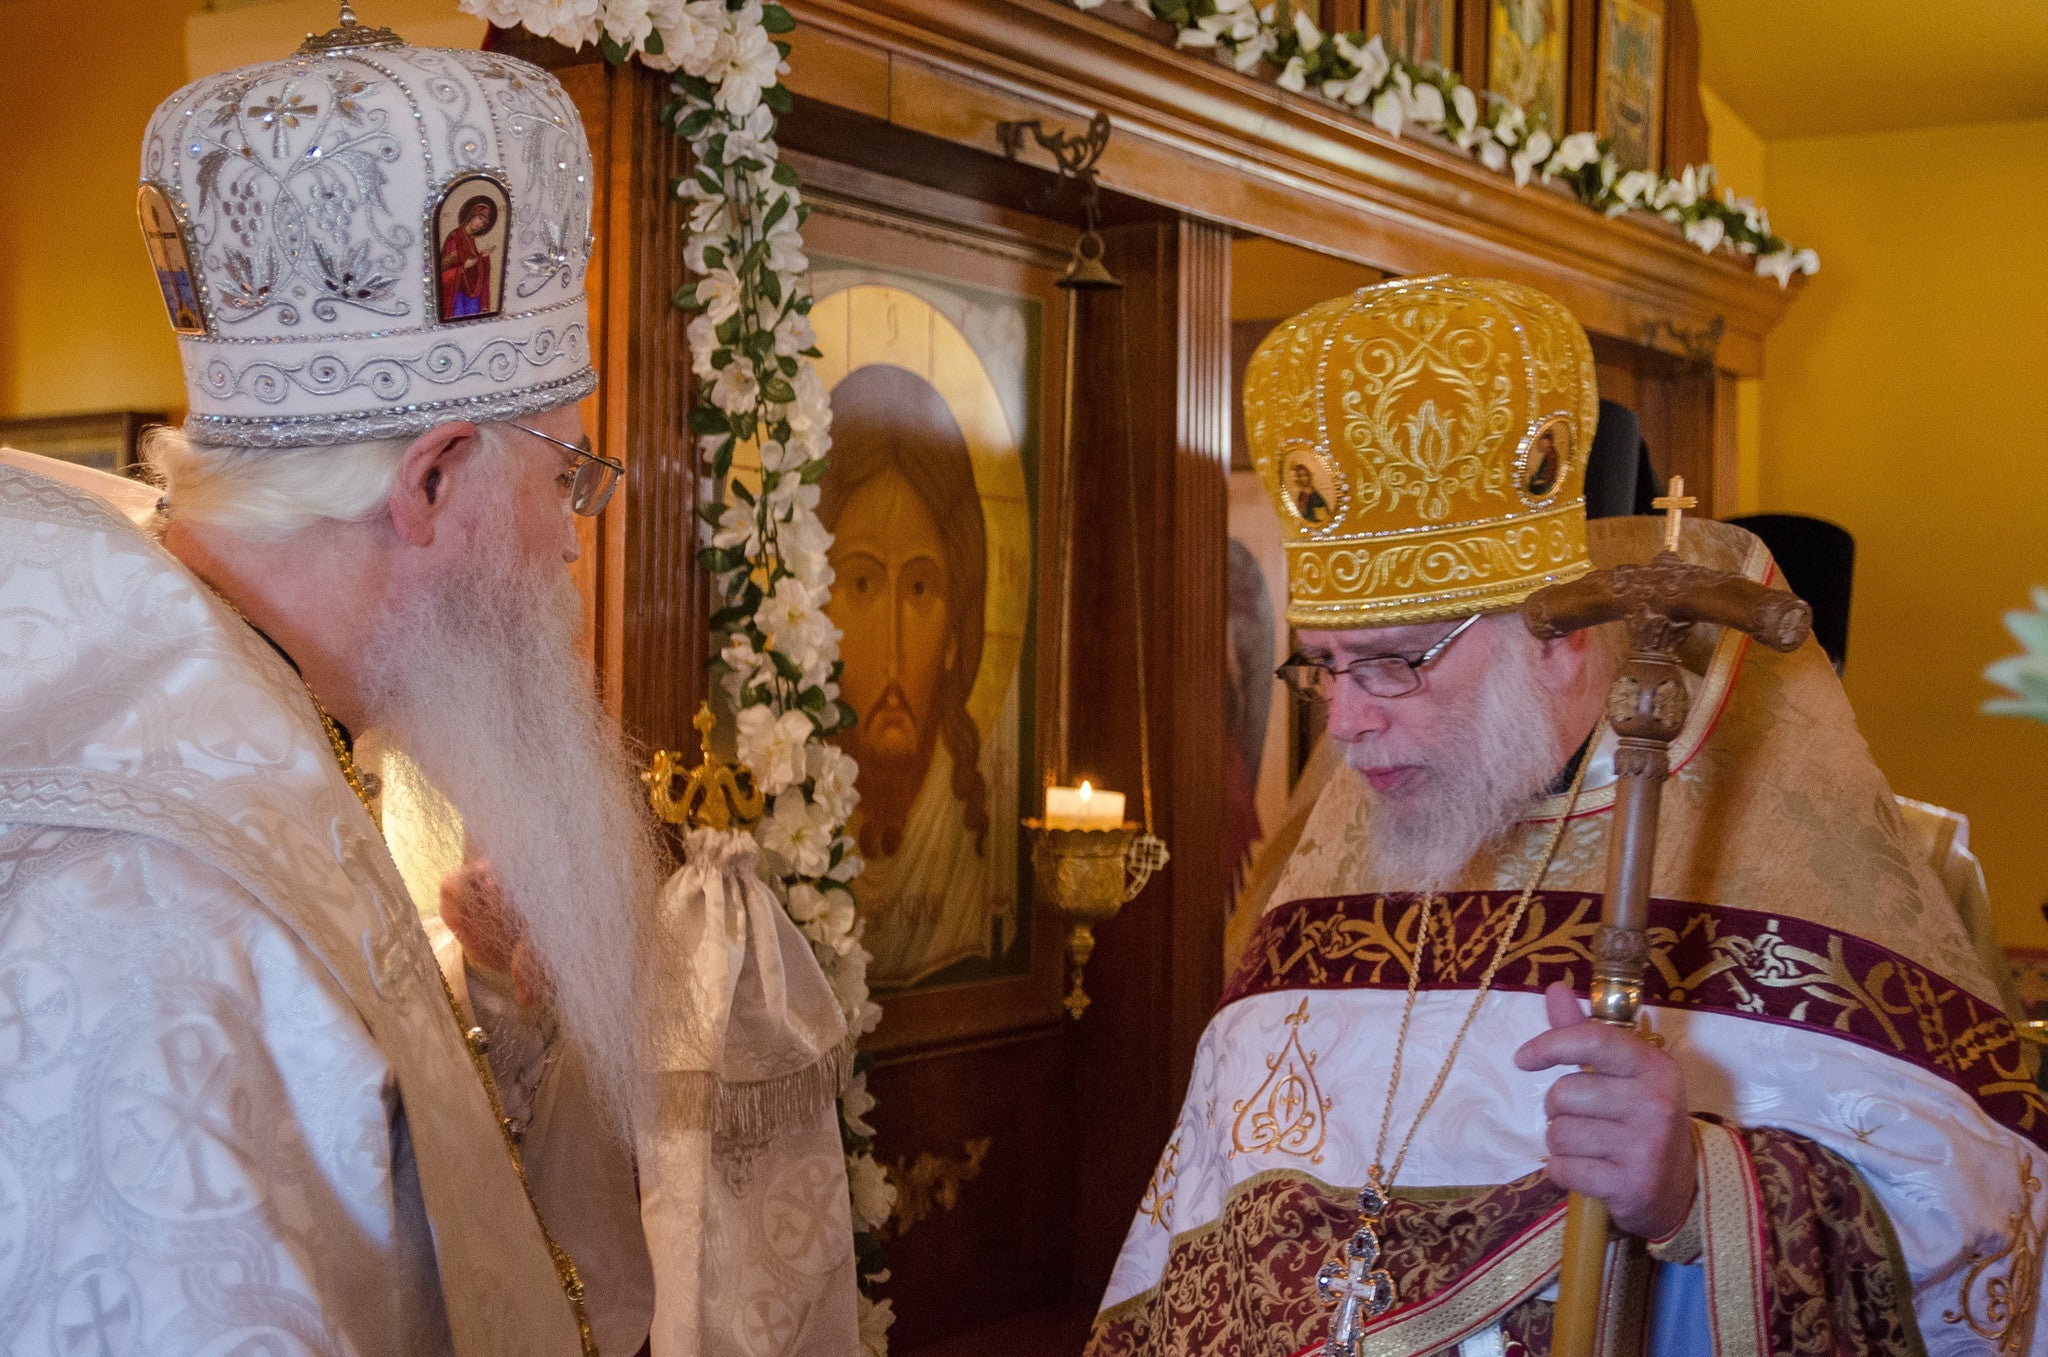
xmin=0 ymin=11 xmax=855 ymax=1354
xmin=1088 ymin=278 xmax=2045 ymax=1355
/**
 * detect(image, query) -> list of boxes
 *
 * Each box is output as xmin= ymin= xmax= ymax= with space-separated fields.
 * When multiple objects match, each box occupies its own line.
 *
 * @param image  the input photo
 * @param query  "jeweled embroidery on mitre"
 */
xmin=1245 ymin=276 xmax=1600 ymax=628
xmin=138 ymin=37 xmax=597 ymax=446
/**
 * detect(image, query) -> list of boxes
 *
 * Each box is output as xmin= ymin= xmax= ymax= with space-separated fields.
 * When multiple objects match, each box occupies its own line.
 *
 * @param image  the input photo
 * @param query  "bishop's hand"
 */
xmin=439 ymin=859 xmax=552 ymax=1010
xmin=1513 ymin=981 xmax=1697 ymax=1241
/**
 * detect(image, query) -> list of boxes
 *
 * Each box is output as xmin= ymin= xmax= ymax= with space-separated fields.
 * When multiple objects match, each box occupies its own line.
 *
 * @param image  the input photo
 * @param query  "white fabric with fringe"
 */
xmin=639 ymin=826 xmax=860 ymax=1357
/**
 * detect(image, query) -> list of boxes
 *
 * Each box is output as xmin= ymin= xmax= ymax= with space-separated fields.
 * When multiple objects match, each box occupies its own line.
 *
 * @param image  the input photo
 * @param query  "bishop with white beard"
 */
xmin=1091 ymin=278 xmax=2045 ymax=1356
xmin=0 ymin=22 xmax=675 ymax=1355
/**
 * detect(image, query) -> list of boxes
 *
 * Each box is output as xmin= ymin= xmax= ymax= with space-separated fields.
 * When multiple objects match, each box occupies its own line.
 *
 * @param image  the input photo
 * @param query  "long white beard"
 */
xmin=365 ymin=520 xmax=662 ymax=1135
xmin=1347 ymin=635 xmax=1573 ymax=894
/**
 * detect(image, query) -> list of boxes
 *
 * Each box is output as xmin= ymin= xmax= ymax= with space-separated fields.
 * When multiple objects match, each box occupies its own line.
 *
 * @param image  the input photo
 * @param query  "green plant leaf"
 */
xmin=762 ymin=376 xmax=797 ymax=404
xmin=764 ymin=83 xmax=794 ymax=115
xmin=688 ymin=405 xmax=731 ymax=436
xmin=762 ymin=3 xmax=796 ymax=33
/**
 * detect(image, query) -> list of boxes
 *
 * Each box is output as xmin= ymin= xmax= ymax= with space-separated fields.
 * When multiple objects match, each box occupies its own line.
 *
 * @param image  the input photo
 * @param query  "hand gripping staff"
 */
xmin=1520 ymin=497 xmax=1810 ymax=1357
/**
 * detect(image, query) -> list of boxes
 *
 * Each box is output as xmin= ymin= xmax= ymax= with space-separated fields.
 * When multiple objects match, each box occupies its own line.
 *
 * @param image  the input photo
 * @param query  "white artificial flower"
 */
xmin=827 ymin=844 xmax=865 ymax=883
xmin=688 ymin=195 xmax=734 ymax=238
xmin=1493 ymin=103 xmax=1526 ymax=147
xmin=1612 ymin=169 xmax=1652 ymax=210
xmin=720 ymin=630 xmax=774 ymax=696
xmin=1276 ymin=54 xmax=1308 ymax=92
xmin=818 ymin=889 xmax=859 ymax=954
xmin=772 ymin=307 xmax=817 ymax=358
xmin=778 ymin=509 xmax=834 ymax=590
xmin=1553 ymin=131 xmax=1600 ymax=172
xmin=710 ymin=501 xmax=761 ymax=556
xmin=1335 ymin=31 xmax=1390 ymax=85
xmin=647 ymin=0 xmax=725 ymax=75
xmin=737 ymin=705 xmax=814 ymax=794
xmin=1403 ymin=80 xmax=1445 ymax=126
xmin=764 ymin=217 xmax=809 ymax=275
xmin=713 ymin=16 xmax=784 ymax=117
xmin=601 ymin=0 xmax=654 ymax=51
xmin=808 ymin=742 xmax=859 ymax=823
xmin=1510 ymin=129 xmax=1552 ymax=186
xmin=761 ymin=789 xmax=833 ymax=876
xmin=785 ymin=880 xmax=829 ymax=924
xmin=1450 ymin=83 xmax=1479 ymax=144
xmin=1229 ymin=28 xmax=1276 ymax=71
xmin=461 ymin=0 xmax=526 ymax=24
xmin=500 ymin=0 xmax=604 ymax=49
xmin=723 ymin=103 xmax=779 ymax=166
xmin=1073 ymin=0 xmax=1105 ymax=9
xmin=857 ymin=1295 xmax=895 ymax=1357
xmin=686 ymin=313 xmax=720 ymax=379
xmin=1176 ymin=25 xmax=1219 ymax=48
xmin=847 ymin=1152 xmax=897 ymax=1232
xmin=698 ymin=266 xmax=744 ymax=324
xmin=1791 ymin=247 xmax=1819 ymax=275
xmin=1658 ymin=164 xmax=1701 ymax=210
xmin=1292 ymin=8 xmax=1322 ymax=51
xmin=1755 ymin=250 xmax=1796 ymax=285
xmin=1683 ymin=214 xmax=1726 ymax=254
xmin=1478 ymin=137 xmax=1508 ymax=172
xmin=1370 ymin=88 xmax=1405 ymax=136
xmin=709 ymin=359 xmax=759 ymax=414
xmin=841 ymin=1070 xmax=877 ymax=1137
xmin=765 ymin=474 xmax=822 ymax=520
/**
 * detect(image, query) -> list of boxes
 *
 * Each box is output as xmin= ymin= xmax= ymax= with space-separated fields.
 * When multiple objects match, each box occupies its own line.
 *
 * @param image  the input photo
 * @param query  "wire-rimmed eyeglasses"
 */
xmin=1275 ymin=613 xmax=1482 ymax=702
xmin=506 ymin=422 xmax=624 ymax=517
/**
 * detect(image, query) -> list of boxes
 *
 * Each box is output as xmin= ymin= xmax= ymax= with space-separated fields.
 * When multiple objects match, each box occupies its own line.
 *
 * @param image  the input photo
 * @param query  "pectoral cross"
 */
xmin=1317 ymin=1178 xmax=1396 ymax=1355
xmin=1652 ymin=475 xmax=1698 ymax=553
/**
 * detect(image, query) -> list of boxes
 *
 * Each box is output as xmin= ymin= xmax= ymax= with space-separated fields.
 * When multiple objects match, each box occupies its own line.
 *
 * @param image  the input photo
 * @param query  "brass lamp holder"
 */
xmin=1025 ymin=820 xmax=1168 ymax=1019
xmin=1002 ymin=108 xmax=1170 ymax=1019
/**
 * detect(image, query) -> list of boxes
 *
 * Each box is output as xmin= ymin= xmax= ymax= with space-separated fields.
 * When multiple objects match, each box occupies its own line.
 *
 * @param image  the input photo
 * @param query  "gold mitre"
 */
xmin=1246 ymin=275 xmax=1599 ymax=629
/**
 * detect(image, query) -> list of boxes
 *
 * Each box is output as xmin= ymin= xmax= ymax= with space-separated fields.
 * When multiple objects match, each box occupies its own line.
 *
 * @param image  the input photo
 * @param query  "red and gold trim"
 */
xmin=1227 ymin=891 xmax=2048 ymax=1150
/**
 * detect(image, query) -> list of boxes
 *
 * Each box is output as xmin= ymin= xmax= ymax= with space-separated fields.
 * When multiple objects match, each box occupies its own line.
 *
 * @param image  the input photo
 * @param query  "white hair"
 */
xmin=144 ymin=424 xmax=412 ymax=540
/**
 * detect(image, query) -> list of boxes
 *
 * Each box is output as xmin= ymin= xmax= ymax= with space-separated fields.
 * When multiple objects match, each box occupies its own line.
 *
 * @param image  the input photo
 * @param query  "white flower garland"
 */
xmin=463 ymin=0 xmax=895 ymax=1348
xmin=1078 ymin=0 xmax=1819 ymax=284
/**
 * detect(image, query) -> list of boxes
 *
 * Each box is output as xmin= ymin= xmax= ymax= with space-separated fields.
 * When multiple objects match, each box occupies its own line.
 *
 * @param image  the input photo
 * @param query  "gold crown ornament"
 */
xmin=1245 ymin=276 xmax=1599 ymax=629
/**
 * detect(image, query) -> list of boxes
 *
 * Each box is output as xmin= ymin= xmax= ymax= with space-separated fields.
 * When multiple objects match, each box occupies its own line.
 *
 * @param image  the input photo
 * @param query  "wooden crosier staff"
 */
xmin=1521 ymin=479 xmax=1812 ymax=1357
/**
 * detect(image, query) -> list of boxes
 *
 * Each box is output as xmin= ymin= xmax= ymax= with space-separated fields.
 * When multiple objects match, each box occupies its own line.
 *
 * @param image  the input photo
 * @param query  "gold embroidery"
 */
xmin=1140 ymin=1129 xmax=1183 ymax=1229
xmin=1944 ymin=1154 xmax=2042 ymax=1353
xmin=1260 ymin=895 xmax=2048 ymax=1137
xmin=1231 ymin=999 xmax=1332 ymax=1164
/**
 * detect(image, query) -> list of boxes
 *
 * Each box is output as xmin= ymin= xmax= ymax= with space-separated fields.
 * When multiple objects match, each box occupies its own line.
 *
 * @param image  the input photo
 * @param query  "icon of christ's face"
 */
xmin=828 ymin=465 xmax=956 ymax=854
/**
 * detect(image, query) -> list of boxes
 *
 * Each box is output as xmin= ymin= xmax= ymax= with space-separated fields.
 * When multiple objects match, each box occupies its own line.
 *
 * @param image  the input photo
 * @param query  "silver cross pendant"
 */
xmin=1317 ymin=1178 xmax=1396 ymax=1356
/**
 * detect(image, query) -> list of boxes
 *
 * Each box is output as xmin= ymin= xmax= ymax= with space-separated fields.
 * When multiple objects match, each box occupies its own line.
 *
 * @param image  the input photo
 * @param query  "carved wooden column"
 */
xmin=1066 ymin=215 xmax=1232 ymax=1298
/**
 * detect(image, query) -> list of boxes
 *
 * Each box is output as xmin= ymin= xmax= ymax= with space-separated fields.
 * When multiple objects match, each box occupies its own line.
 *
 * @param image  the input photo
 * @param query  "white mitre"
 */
xmin=137 ymin=5 xmax=595 ymax=446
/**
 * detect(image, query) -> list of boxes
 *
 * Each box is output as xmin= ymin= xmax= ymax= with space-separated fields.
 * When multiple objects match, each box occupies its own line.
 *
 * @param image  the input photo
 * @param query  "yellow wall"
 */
xmin=0 ymin=0 xmax=205 ymax=418
xmin=0 ymin=0 xmax=483 ymax=421
xmin=1701 ymin=85 xmax=1766 ymax=515
xmin=1758 ymin=117 xmax=2048 ymax=949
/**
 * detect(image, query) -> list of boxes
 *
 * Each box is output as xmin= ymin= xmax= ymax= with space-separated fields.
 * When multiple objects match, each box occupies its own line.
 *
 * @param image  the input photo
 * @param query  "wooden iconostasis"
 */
xmin=501 ymin=0 xmax=1799 ymax=1349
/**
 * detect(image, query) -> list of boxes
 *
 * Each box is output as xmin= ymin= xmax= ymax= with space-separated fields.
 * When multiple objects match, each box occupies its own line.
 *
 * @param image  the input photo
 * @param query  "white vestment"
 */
xmin=0 ymin=454 xmax=639 ymax=1355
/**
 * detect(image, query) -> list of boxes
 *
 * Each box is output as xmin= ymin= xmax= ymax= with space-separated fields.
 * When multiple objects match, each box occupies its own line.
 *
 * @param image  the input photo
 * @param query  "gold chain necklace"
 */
xmin=206 ymin=585 xmax=598 ymax=1356
xmin=1318 ymin=751 xmax=1591 ymax=1351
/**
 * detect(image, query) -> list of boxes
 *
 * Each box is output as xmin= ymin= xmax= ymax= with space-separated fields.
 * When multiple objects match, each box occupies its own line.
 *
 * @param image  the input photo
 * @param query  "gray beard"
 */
xmin=1346 ymin=635 xmax=1575 ymax=894
xmin=364 ymin=513 xmax=663 ymax=1135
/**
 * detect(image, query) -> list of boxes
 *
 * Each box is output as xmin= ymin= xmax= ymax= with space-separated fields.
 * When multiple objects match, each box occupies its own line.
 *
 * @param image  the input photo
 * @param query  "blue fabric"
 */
xmin=1647 ymin=1261 xmax=1711 ymax=1357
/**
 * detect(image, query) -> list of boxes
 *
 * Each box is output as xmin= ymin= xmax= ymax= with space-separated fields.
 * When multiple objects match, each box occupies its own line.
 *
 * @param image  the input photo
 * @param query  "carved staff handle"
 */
xmin=1522 ymin=551 xmax=1810 ymax=1357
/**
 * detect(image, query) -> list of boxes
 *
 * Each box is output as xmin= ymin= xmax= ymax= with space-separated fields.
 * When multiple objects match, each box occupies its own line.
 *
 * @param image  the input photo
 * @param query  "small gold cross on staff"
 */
xmin=1652 ymin=475 xmax=1698 ymax=553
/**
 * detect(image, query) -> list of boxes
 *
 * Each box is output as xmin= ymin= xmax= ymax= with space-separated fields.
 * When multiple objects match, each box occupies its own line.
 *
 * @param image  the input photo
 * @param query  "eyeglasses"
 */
xmin=505 ymin=423 xmax=624 ymax=517
xmin=1275 ymin=613 xmax=1482 ymax=702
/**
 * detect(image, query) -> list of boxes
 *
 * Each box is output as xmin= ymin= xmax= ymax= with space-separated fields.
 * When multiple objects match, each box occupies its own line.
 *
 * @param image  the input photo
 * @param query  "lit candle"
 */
xmin=1044 ymin=779 xmax=1126 ymax=830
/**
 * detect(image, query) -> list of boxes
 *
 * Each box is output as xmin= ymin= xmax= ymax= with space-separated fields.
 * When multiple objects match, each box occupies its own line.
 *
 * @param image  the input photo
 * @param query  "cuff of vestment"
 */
xmin=1646 ymin=1117 xmax=1708 ymax=1265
